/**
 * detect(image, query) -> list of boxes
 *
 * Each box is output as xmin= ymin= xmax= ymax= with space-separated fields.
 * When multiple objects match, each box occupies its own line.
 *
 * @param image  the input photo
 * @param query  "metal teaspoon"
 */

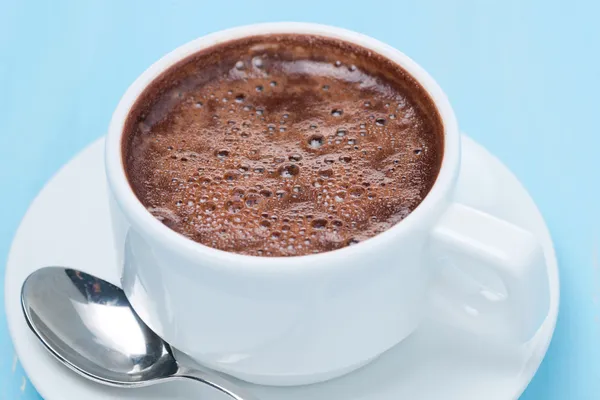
xmin=21 ymin=267 xmax=258 ymax=400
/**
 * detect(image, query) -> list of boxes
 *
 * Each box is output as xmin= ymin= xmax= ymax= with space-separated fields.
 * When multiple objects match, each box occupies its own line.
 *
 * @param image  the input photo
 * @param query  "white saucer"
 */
xmin=4 ymin=135 xmax=558 ymax=400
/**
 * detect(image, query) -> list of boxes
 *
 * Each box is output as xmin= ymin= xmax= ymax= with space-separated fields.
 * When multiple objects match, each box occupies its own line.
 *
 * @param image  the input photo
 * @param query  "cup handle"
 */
xmin=430 ymin=203 xmax=550 ymax=343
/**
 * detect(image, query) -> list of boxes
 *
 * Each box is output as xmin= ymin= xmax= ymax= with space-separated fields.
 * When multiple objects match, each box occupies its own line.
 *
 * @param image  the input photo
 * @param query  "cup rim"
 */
xmin=105 ymin=22 xmax=460 ymax=272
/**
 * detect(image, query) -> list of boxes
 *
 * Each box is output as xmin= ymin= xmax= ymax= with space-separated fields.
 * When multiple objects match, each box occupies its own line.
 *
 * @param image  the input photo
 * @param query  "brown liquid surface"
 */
xmin=123 ymin=34 xmax=443 ymax=257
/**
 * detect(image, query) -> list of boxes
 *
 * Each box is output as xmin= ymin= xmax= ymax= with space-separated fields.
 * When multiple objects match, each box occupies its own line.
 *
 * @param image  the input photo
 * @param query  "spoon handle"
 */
xmin=173 ymin=366 xmax=260 ymax=400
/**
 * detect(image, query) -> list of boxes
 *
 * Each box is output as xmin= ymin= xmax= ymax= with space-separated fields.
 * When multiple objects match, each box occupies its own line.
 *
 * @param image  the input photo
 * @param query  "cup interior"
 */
xmin=105 ymin=22 xmax=460 ymax=267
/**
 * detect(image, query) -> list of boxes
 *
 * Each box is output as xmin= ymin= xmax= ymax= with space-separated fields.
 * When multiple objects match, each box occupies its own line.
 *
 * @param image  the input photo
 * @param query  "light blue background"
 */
xmin=1 ymin=0 xmax=598 ymax=398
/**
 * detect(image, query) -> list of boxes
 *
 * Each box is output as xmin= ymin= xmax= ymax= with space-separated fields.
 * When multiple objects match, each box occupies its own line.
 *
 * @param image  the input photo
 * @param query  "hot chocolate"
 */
xmin=123 ymin=34 xmax=444 ymax=256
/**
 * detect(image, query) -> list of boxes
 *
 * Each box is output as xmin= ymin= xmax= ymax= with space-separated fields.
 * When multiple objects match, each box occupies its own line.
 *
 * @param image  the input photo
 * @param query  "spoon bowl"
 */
xmin=21 ymin=267 xmax=257 ymax=399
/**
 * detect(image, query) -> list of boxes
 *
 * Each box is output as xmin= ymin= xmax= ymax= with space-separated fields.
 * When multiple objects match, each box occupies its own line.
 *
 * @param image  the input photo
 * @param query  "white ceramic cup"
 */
xmin=105 ymin=22 xmax=550 ymax=386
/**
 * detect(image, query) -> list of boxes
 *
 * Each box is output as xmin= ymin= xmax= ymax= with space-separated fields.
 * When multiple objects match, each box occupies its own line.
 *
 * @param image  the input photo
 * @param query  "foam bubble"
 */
xmin=308 ymin=135 xmax=324 ymax=148
xmin=224 ymin=171 xmax=240 ymax=181
xmin=245 ymin=194 xmax=261 ymax=208
xmin=260 ymin=220 xmax=271 ymax=228
xmin=279 ymin=164 xmax=300 ymax=178
xmin=311 ymin=219 xmax=328 ymax=229
xmin=319 ymin=168 xmax=333 ymax=178
xmin=216 ymin=149 xmax=229 ymax=159
xmin=202 ymin=202 xmax=217 ymax=214
xmin=252 ymin=56 xmax=264 ymax=68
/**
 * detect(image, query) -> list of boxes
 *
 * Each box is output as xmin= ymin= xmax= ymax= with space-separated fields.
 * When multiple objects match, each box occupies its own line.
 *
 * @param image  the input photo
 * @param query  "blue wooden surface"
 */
xmin=1 ymin=1 xmax=599 ymax=398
